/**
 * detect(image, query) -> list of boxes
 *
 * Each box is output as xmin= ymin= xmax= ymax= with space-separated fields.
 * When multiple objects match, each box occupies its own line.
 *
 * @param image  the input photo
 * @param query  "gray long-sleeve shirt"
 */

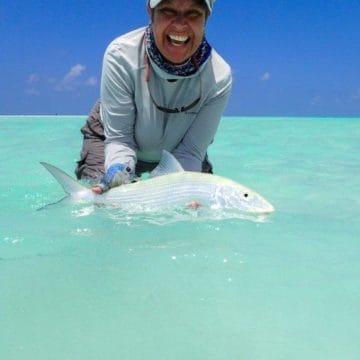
xmin=100 ymin=27 xmax=232 ymax=172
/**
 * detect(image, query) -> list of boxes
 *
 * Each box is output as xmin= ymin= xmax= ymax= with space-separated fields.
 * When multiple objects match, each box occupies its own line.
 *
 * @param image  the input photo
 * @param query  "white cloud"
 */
xmin=26 ymin=73 xmax=40 ymax=96
xmin=310 ymin=96 xmax=321 ymax=106
xmin=85 ymin=76 xmax=97 ymax=86
xmin=54 ymin=64 xmax=87 ymax=91
xmin=310 ymin=88 xmax=360 ymax=109
xmin=64 ymin=64 xmax=86 ymax=82
xmin=27 ymin=73 xmax=40 ymax=84
xmin=260 ymin=72 xmax=271 ymax=81
xmin=350 ymin=88 xmax=360 ymax=102
xmin=25 ymin=64 xmax=97 ymax=94
xmin=25 ymin=88 xmax=40 ymax=96
xmin=333 ymin=88 xmax=360 ymax=106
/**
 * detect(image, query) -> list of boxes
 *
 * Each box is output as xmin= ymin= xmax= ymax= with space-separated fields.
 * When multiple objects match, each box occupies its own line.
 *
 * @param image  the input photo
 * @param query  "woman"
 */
xmin=75 ymin=0 xmax=232 ymax=193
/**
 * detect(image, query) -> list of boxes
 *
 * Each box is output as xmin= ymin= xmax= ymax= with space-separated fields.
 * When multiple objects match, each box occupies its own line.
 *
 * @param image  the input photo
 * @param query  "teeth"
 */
xmin=169 ymin=35 xmax=188 ymax=43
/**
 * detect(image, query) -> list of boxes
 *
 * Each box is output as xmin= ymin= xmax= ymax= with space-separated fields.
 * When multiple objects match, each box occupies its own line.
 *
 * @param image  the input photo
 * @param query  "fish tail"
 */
xmin=40 ymin=162 xmax=89 ymax=195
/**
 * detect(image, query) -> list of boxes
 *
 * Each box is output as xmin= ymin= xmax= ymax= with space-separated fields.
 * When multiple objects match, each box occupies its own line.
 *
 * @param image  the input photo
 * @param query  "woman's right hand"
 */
xmin=92 ymin=163 xmax=132 ymax=194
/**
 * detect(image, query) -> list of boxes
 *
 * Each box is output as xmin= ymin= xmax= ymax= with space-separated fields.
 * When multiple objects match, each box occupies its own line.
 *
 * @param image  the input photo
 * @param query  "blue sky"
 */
xmin=1 ymin=0 xmax=359 ymax=116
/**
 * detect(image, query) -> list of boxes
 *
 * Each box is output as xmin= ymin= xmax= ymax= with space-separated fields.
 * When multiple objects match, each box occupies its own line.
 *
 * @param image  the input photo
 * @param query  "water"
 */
xmin=1 ymin=116 xmax=359 ymax=359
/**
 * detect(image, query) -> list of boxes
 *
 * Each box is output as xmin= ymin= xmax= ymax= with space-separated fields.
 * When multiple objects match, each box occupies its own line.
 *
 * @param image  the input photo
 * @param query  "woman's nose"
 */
xmin=172 ymin=13 xmax=188 ymax=28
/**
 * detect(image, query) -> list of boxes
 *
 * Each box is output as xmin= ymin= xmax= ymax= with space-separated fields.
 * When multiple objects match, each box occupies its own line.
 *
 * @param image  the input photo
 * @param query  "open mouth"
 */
xmin=167 ymin=34 xmax=190 ymax=46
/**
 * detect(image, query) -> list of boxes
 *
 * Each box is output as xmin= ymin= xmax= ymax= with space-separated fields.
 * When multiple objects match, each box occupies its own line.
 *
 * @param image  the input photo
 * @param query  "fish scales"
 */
xmin=40 ymin=150 xmax=275 ymax=214
xmin=101 ymin=172 xmax=219 ymax=207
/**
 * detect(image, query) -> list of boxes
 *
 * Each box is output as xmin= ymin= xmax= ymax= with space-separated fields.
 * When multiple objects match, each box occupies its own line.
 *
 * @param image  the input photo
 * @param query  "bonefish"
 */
xmin=41 ymin=151 xmax=274 ymax=214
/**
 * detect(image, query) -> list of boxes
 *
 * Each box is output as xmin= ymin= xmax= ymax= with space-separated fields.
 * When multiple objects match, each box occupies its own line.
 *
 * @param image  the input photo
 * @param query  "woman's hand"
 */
xmin=92 ymin=163 xmax=132 ymax=194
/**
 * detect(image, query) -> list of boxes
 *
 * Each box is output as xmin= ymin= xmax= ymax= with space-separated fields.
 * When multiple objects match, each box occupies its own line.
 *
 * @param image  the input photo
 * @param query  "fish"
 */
xmin=40 ymin=150 xmax=275 ymax=214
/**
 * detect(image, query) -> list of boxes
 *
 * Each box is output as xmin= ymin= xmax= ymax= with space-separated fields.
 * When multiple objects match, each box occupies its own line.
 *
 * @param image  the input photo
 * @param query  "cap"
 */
xmin=148 ymin=0 xmax=215 ymax=13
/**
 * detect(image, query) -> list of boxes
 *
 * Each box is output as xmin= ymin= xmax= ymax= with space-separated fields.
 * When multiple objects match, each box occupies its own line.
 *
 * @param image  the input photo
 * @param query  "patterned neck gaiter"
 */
xmin=145 ymin=25 xmax=212 ymax=77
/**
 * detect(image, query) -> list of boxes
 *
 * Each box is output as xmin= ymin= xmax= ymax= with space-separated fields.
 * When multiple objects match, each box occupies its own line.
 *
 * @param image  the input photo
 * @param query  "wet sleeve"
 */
xmin=173 ymin=75 xmax=232 ymax=172
xmin=100 ymin=45 xmax=138 ymax=171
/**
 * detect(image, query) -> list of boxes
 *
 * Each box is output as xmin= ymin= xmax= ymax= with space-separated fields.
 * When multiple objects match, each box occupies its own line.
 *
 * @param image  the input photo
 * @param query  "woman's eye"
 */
xmin=158 ymin=8 xmax=203 ymax=20
xmin=159 ymin=9 xmax=176 ymax=17
xmin=186 ymin=11 xmax=202 ymax=19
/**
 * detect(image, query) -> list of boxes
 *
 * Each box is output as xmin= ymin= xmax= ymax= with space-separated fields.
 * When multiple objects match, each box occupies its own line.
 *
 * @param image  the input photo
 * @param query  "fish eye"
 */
xmin=244 ymin=193 xmax=249 ymax=198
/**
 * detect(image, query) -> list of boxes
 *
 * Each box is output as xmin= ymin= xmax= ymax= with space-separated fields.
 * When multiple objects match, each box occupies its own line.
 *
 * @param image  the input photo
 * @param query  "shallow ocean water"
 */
xmin=1 ymin=116 xmax=359 ymax=359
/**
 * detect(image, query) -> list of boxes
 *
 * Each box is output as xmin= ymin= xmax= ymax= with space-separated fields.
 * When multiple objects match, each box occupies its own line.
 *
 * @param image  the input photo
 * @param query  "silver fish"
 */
xmin=41 ymin=150 xmax=274 ymax=214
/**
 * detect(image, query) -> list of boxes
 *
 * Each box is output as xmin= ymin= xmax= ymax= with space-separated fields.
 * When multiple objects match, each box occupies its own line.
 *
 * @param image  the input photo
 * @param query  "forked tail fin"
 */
xmin=40 ymin=162 xmax=88 ymax=195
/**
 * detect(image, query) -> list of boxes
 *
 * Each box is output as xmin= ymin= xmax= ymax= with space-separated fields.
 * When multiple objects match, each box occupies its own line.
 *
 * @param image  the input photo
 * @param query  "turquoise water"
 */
xmin=1 ymin=116 xmax=359 ymax=359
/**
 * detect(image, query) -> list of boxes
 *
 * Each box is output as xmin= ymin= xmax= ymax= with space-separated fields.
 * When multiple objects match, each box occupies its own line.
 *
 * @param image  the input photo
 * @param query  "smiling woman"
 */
xmin=150 ymin=0 xmax=208 ymax=64
xmin=75 ymin=0 xmax=232 ymax=196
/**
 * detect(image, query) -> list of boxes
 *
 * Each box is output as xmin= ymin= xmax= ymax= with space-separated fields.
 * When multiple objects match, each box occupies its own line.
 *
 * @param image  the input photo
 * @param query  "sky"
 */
xmin=0 ymin=0 xmax=359 ymax=116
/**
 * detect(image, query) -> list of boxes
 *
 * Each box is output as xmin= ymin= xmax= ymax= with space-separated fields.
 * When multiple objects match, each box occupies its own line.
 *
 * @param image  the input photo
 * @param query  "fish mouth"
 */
xmin=259 ymin=209 xmax=274 ymax=215
xmin=247 ymin=194 xmax=275 ymax=215
xmin=248 ymin=200 xmax=275 ymax=215
xmin=258 ymin=203 xmax=275 ymax=215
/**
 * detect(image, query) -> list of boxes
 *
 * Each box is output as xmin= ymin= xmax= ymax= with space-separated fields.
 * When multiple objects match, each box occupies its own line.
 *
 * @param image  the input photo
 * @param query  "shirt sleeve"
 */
xmin=172 ymin=74 xmax=232 ymax=172
xmin=100 ymin=44 xmax=138 ymax=171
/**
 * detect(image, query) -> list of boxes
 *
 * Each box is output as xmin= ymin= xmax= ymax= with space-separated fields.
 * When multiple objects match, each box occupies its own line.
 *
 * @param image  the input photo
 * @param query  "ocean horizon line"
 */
xmin=1 ymin=114 xmax=359 ymax=119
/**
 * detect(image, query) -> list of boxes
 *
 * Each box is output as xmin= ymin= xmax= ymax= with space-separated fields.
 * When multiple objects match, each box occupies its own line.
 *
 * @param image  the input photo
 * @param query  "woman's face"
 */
xmin=150 ymin=0 xmax=208 ymax=64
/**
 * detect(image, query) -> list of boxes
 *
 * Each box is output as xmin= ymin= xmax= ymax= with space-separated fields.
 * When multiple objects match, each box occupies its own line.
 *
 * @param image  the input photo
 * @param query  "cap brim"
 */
xmin=149 ymin=0 xmax=213 ymax=12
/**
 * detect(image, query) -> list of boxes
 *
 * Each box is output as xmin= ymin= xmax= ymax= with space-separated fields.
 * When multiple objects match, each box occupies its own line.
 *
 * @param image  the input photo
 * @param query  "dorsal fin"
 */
xmin=40 ymin=162 xmax=88 ymax=195
xmin=149 ymin=150 xmax=184 ymax=178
